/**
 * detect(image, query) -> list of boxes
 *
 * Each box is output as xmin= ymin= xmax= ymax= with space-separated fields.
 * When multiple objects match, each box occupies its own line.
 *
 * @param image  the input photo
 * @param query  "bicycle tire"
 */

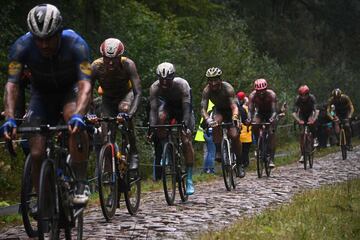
xmin=303 ymin=134 xmax=308 ymax=170
xmin=263 ymin=135 xmax=271 ymax=177
xmin=221 ymin=139 xmax=232 ymax=191
xmin=20 ymin=154 xmax=39 ymax=238
xmin=256 ymin=137 xmax=264 ymax=178
xmin=124 ymin=170 xmax=141 ymax=215
xmin=177 ymin=153 xmax=188 ymax=202
xmin=38 ymin=159 xmax=60 ymax=240
xmin=98 ymin=143 xmax=118 ymax=221
xmin=64 ymin=209 xmax=83 ymax=240
xmin=231 ymin=153 xmax=238 ymax=189
xmin=309 ymin=151 xmax=314 ymax=168
xmin=162 ymin=143 xmax=176 ymax=205
xmin=340 ymin=129 xmax=347 ymax=160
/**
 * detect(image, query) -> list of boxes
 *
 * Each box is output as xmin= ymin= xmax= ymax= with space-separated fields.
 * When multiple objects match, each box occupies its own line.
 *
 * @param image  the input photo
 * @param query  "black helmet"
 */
xmin=331 ymin=88 xmax=342 ymax=98
xmin=27 ymin=4 xmax=63 ymax=38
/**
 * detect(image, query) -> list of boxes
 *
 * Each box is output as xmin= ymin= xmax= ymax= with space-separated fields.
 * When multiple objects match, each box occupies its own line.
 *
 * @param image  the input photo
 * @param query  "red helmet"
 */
xmin=298 ymin=85 xmax=310 ymax=95
xmin=254 ymin=79 xmax=268 ymax=91
xmin=100 ymin=38 xmax=124 ymax=58
xmin=236 ymin=91 xmax=246 ymax=100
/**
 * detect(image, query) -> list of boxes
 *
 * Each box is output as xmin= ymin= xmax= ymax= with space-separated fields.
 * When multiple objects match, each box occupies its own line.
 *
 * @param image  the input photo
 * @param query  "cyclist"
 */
xmin=327 ymin=88 xmax=354 ymax=150
xmin=91 ymin=38 xmax=142 ymax=170
xmin=1 ymin=4 xmax=92 ymax=205
xmin=248 ymin=78 xmax=277 ymax=168
xmin=200 ymin=67 xmax=244 ymax=178
xmin=149 ymin=62 xmax=195 ymax=195
xmin=292 ymin=85 xmax=319 ymax=162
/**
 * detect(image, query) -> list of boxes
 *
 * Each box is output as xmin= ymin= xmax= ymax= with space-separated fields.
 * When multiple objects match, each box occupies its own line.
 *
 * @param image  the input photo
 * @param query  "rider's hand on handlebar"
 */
xmin=0 ymin=118 xmax=17 ymax=140
xmin=117 ymin=112 xmax=130 ymax=123
xmin=308 ymin=118 xmax=315 ymax=125
xmin=85 ymin=114 xmax=98 ymax=124
xmin=206 ymin=118 xmax=217 ymax=128
xmin=298 ymin=120 xmax=305 ymax=125
xmin=68 ymin=114 xmax=86 ymax=134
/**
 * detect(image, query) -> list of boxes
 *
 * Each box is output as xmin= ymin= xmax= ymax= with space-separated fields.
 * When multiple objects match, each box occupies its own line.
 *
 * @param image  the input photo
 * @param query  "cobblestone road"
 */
xmin=1 ymin=146 xmax=360 ymax=239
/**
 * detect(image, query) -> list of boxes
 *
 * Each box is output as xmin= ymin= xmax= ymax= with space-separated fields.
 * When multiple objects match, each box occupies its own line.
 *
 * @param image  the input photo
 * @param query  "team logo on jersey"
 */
xmin=8 ymin=61 xmax=22 ymax=76
xmin=80 ymin=61 xmax=91 ymax=76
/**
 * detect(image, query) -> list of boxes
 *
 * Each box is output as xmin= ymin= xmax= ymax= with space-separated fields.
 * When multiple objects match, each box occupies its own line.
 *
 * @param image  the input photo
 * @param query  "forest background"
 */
xmin=0 ymin=0 xmax=359 ymax=199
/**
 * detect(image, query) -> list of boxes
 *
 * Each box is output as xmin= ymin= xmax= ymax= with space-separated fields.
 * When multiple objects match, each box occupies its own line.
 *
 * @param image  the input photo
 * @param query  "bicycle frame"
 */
xmin=149 ymin=122 xmax=188 ymax=205
xmin=252 ymin=122 xmax=271 ymax=178
xmin=17 ymin=124 xmax=84 ymax=238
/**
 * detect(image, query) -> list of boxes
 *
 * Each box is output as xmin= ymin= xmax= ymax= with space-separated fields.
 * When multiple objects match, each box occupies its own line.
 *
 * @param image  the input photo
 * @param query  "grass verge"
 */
xmin=199 ymin=178 xmax=360 ymax=240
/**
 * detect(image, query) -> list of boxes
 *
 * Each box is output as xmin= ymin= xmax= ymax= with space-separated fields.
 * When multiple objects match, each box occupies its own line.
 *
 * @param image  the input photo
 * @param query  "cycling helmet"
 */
xmin=298 ymin=85 xmax=310 ymax=95
xmin=254 ymin=78 xmax=268 ymax=91
xmin=236 ymin=91 xmax=246 ymax=100
xmin=27 ymin=4 xmax=63 ymax=38
xmin=100 ymin=38 xmax=124 ymax=58
xmin=332 ymin=88 xmax=342 ymax=98
xmin=156 ymin=62 xmax=175 ymax=79
xmin=206 ymin=67 xmax=222 ymax=78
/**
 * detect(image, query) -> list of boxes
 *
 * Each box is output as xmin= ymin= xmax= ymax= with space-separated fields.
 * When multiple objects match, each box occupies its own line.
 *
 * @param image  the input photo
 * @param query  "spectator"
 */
xmin=195 ymin=100 xmax=215 ymax=174
xmin=237 ymin=92 xmax=252 ymax=168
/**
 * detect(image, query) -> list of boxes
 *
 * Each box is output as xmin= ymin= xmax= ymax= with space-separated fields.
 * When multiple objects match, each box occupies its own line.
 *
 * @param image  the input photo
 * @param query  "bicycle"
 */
xmin=299 ymin=122 xmax=315 ymax=170
xmin=149 ymin=121 xmax=188 ymax=206
xmin=252 ymin=122 xmax=272 ymax=178
xmin=217 ymin=122 xmax=238 ymax=191
xmin=14 ymin=124 xmax=85 ymax=240
xmin=96 ymin=116 xmax=141 ymax=221
xmin=336 ymin=118 xmax=349 ymax=160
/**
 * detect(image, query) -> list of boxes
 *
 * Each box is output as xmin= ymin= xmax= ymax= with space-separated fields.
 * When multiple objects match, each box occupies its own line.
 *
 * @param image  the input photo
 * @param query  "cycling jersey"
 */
xmin=327 ymin=94 xmax=354 ymax=119
xmin=248 ymin=89 xmax=277 ymax=120
xmin=149 ymin=77 xmax=194 ymax=130
xmin=201 ymin=81 xmax=237 ymax=113
xmin=293 ymin=94 xmax=317 ymax=120
xmin=91 ymin=56 xmax=132 ymax=99
xmin=8 ymin=29 xmax=92 ymax=93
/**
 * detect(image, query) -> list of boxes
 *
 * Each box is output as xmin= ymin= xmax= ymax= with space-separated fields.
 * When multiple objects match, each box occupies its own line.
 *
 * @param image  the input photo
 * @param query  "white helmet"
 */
xmin=206 ymin=67 xmax=222 ymax=78
xmin=100 ymin=38 xmax=125 ymax=58
xmin=156 ymin=62 xmax=175 ymax=79
xmin=27 ymin=4 xmax=63 ymax=38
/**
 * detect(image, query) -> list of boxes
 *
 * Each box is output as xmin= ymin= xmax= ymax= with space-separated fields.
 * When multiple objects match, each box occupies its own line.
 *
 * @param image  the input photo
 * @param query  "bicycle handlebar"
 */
xmin=17 ymin=124 xmax=69 ymax=134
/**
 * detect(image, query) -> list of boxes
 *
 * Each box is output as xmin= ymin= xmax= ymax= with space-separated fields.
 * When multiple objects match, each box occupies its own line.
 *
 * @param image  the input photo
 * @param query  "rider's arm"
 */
xmin=125 ymin=58 xmax=142 ymax=118
xmin=345 ymin=95 xmax=354 ymax=118
xmin=181 ymin=82 xmax=192 ymax=129
xmin=270 ymin=91 xmax=277 ymax=120
xmin=200 ymin=88 xmax=210 ymax=120
xmin=311 ymin=95 xmax=319 ymax=120
xmin=74 ymin=38 xmax=92 ymax=115
xmin=248 ymin=91 xmax=255 ymax=121
xmin=149 ymin=84 xmax=158 ymax=126
xmin=3 ymin=82 xmax=19 ymax=119
xmin=5 ymin=37 xmax=27 ymax=119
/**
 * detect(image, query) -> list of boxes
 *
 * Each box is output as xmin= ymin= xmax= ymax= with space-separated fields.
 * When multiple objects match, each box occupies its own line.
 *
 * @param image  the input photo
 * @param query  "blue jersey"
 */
xmin=7 ymin=29 xmax=91 ymax=93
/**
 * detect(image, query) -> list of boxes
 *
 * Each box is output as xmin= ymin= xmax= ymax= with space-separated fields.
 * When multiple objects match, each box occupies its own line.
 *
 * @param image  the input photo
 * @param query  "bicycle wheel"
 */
xmin=177 ymin=153 xmax=188 ymax=202
xmin=263 ymin=136 xmax=271 ymax=177
xmin=98 ymin=143 xmax=118 ymax=221
xmin=256 ymin=137 xmax=264 ymax=178
xmin=340 ymin=129 xmax=347 ymax=160
xmin=38 ymin=159 xmax=60 ymax=240
xmin=124 ymin=170 xmax=141 ymax=215
xmin=221 ymin=139 xmax=232 ymax=191
xmin=231 ymin=153 xmax=238 ymax=189
xmin=64 ymin=209 xmax=83 ymax=240
xmin=162 ymin=143 xmax=176 ymax=205
xmin=303 ymin=134 xmax=308 ymax=170
xmin=20 ymin=154 xmax=39 ymax=238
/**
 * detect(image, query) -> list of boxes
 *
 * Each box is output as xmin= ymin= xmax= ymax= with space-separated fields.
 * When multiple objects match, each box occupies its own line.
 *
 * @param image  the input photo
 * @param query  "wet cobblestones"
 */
xmin=1 ymin=147 xmax=360 ymax=239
